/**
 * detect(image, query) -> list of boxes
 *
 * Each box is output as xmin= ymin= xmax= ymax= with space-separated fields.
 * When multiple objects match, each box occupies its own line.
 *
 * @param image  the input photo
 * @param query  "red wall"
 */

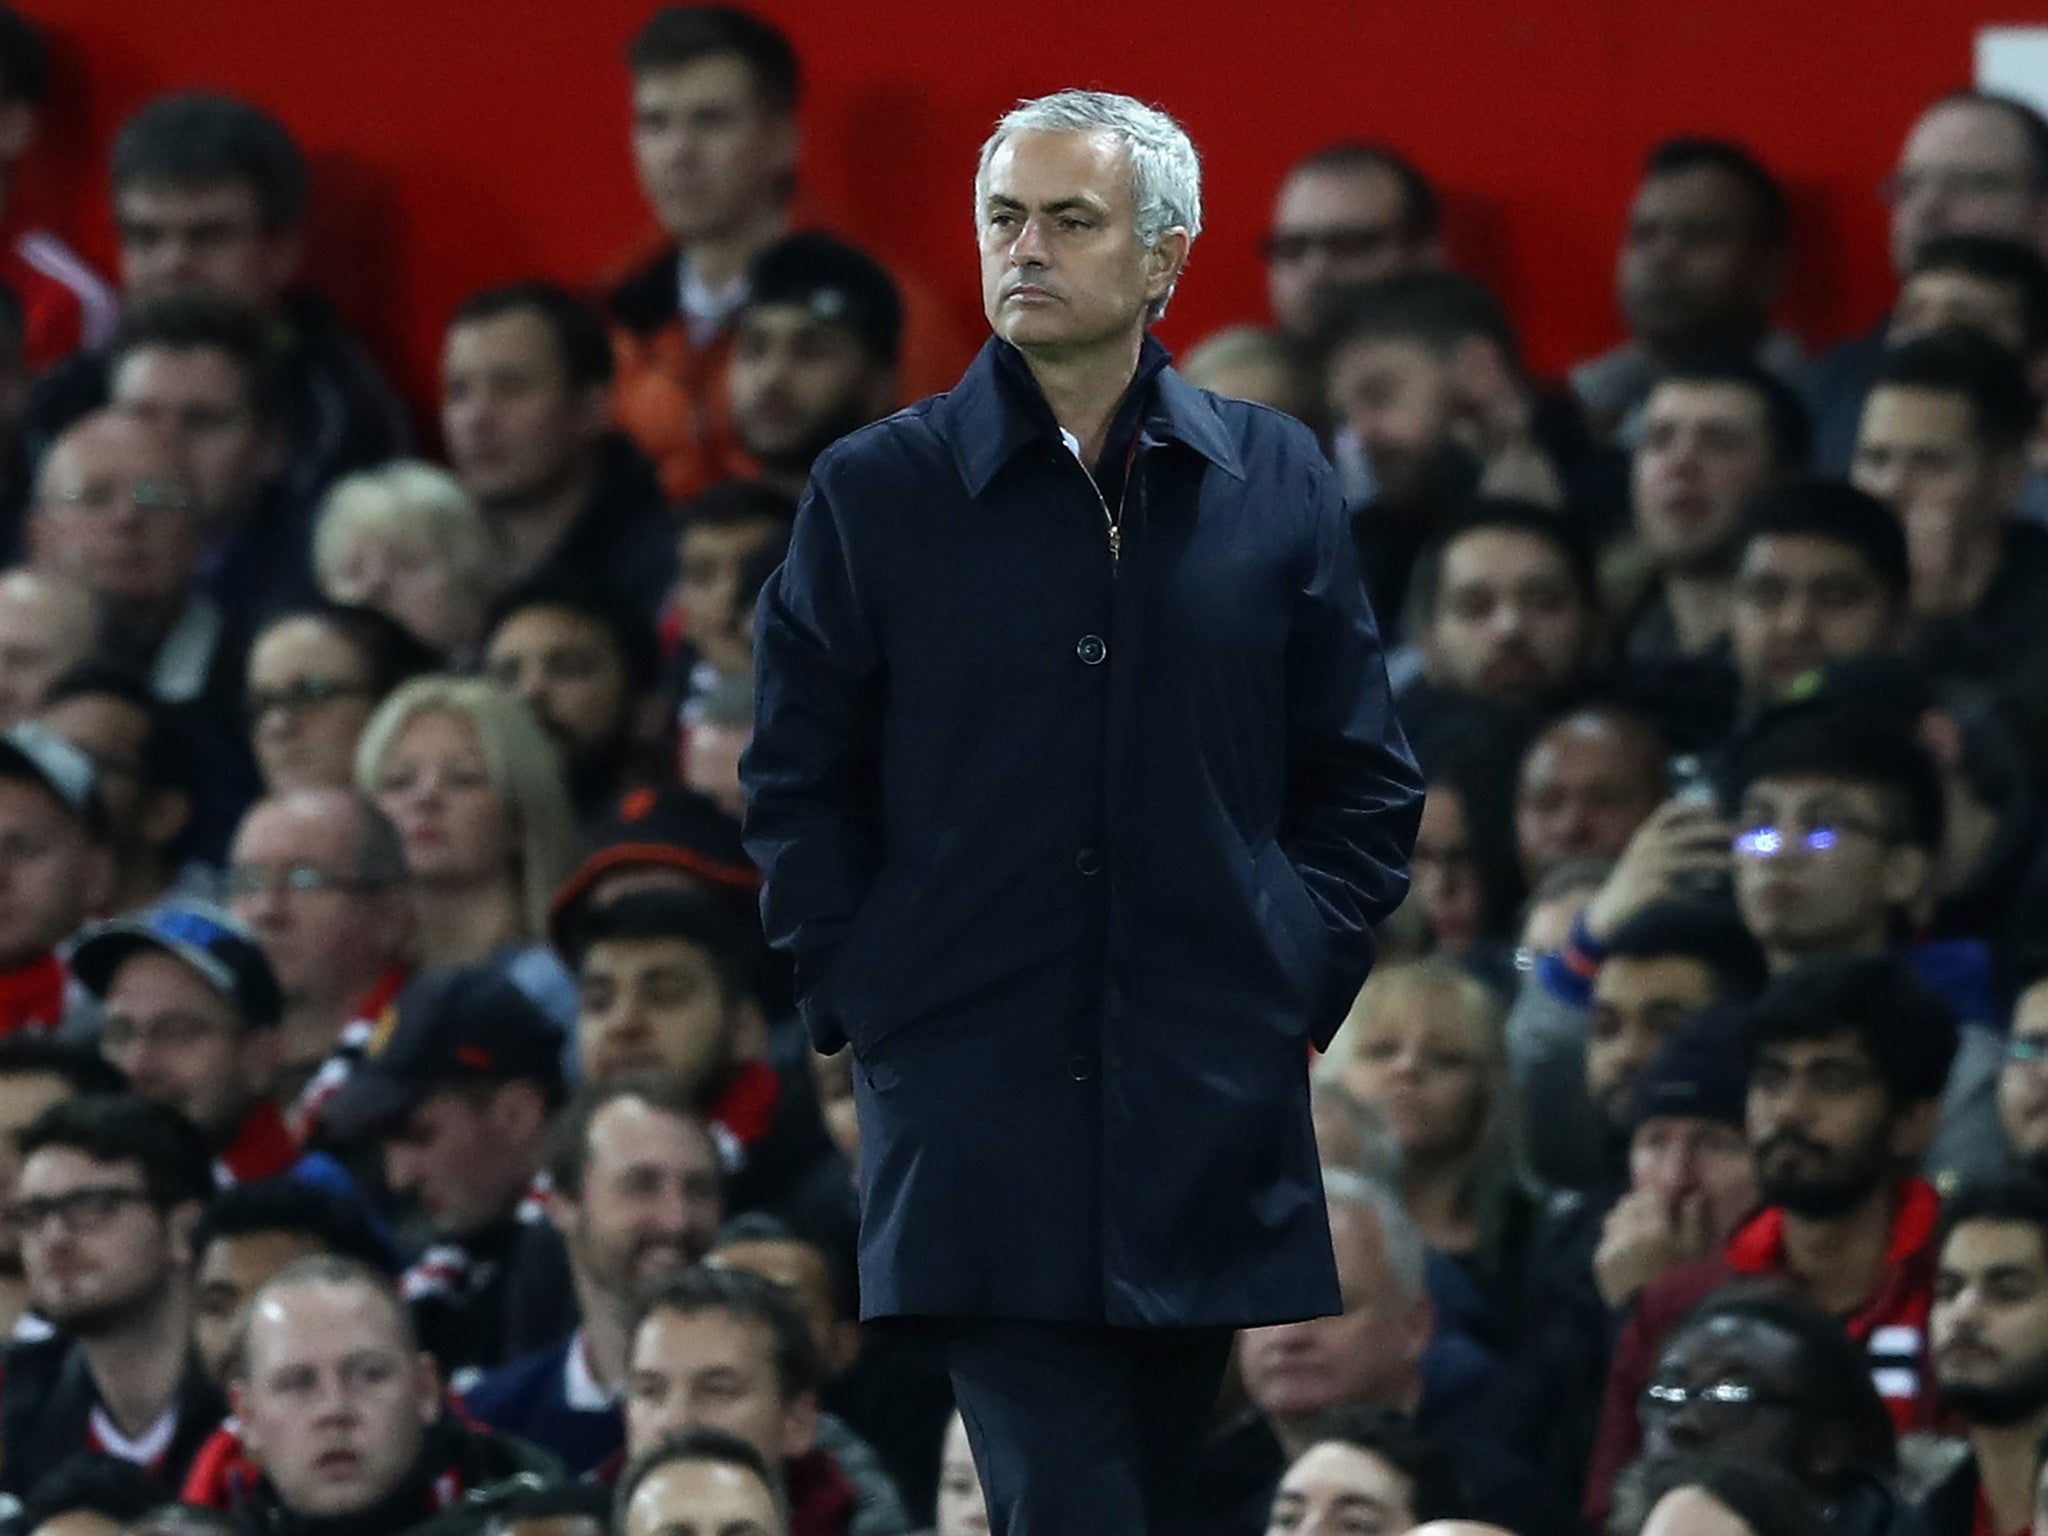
xmin=15 ymin=0 xmax=2022 ymax=413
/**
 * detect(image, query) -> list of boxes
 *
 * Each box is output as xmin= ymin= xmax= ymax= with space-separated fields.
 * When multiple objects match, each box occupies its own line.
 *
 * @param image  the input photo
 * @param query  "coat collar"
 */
xmin=938 ymin=335 xmax=1245 ymax=496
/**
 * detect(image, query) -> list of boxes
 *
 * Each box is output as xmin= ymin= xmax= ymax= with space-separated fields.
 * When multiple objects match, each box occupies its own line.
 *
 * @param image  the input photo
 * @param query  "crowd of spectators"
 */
xmin=0 ymin=4 xmax=2040 ymax=1536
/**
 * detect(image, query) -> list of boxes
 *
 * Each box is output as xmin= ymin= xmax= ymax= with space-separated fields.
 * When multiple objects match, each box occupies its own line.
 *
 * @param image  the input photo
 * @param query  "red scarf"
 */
xmin=0 ymin=952 xmax=67 ymax=1036
xmin=215 ymin=1101 xmax=302 ymax=1186
xmin=709 ymin=1059 xmax=782 ymax=1163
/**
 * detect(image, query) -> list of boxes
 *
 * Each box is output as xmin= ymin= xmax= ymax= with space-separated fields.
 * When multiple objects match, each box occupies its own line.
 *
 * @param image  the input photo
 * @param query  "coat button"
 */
xmin=1069 ymin=1051 xmax=1098 ymax=1081
xmin=1075 ymin=634 xmax=1107 ymax=666
xmin=1075 ymin=847 xmax=1103 ymax=875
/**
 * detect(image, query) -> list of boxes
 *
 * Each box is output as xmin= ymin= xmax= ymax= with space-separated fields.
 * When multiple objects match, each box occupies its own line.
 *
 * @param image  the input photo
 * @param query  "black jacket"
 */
xmin=0 ymin=1334 xmax=225 ymax=1496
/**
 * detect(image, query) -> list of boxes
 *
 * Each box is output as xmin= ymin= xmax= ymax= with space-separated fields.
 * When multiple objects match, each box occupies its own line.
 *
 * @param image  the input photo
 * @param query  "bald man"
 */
xmin=0 ymin=569 xmax=98 ymax=728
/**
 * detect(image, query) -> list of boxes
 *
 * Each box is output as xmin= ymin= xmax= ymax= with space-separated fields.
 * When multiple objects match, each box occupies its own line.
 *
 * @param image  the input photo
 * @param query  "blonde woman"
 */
xmin=1318 ymin=957 xmax=1540 ymax=1342
xmin=314 ymin=461 xmax=499 ymax=658
xmin=354 ymin=675 xmax=575 ymax=1023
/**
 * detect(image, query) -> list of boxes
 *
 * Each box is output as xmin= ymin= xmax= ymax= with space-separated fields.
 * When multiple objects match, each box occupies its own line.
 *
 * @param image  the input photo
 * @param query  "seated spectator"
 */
xmin=354 ymin=676 xmax=575 ymax=1022
xmin=729 ymin=232 xmax=901 ymax=502
xmin=1997 ymin=956 xmax=2048 ymax=1181
xmin=443 ymin=282 xmax=674 ymax=624
xmin=623 ymin=1265 xmax=909 ymax=1536
xmin=1178 ymin=327 xmax=1315 ymax=420
xmin=246 ymin=603 xmax=439 ymax=796
xmin=1513 ymin=703 xmax=1668 ymax=890
xmin=1571 ymin=139 xmax=1795 ymax=444
xmin=1585 ymin=955 xmax=1958 ymax=1520
xmin=38 ymin=664 xmax=207 ymax=913
xmin=0 ymin=1037 xmax=126 ymax=1335
xmin=615 ymin=1427 xmax=788 ymax=1536
xmin=1264 ymin=142 xmax=1441 ymax=346
xmin=1263 ymin=1405 xmax=1463 ymax=1536
xmin=224 ymin=1257 xmax=551 ymax=1529
xmin=547 ymin=784 xmax=758 ymax=953
xmin=1615 ymin=1453 xmax=1828 ymax=1536
xmin=670 ymin=478 xmax=795 ymax=668
xmin=0 ymin=1094 xmax=222 ymax=1494
xmin=933 ymin=1411 xmax=990 ymax=1536
xmin=25 ymin=92 xmax=407 ymax=512
xmin=1727 ymin=480 xmax=1911 ymax=711
xmin=1318 ymin=958 xmax=1537 ymax=1340
xmin=12 ymin=1454 xmax=166 ymax=1536
xmin=0 ymin=723 xmax=111 ymax=1034
xmin=313 ymin=462 xmax=500 ymax=660
xmin=1624 ymin=362 xmax=1811 ymax=664
xmin=483 ymin=581 xmax=665 ymax=828
xmin=73 ymin=900 xmax=338 ymax=1187
xmin=319 ymin=964 xmax=567 ymax=1385
xmin=464 ymin=1076 xmax=721 ymax=1473
xmin=1890 ymin=233 xmax=2048 ymax=359
xmin=187 ymin=1175 xmax=393 ymax=1387
xmin=1922 ymin=1177 xmax=2048 ymax=1536
xmin=225 ymin=788 xmax=411 ymax=1107
xmin=0 ymin=570 xmax=97 ymax=729
xmin=1519 ymin=858 xmax=1618 ymax=975
xmin=1402 ymin=721 xmax=1525 ymax=972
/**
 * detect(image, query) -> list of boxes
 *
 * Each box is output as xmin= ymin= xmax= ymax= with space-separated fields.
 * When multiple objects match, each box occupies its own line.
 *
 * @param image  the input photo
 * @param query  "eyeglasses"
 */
xmin=1640 ymin=1378 xmax=1805 ymax=1416
xmin=245 ymin=675 xmax=372 ymax=724
xmin=1880 ymin=168 xmax=2033 ymax=207
xmin=1261 ymin=225 xmax=1406 ymax=266
xmin=2009 ymin=1037 xmax=2048 ymax=1070
xmin=2 ymin=1186 xmax=153 ymax=1237
xmin=46 ymin=481 xmax=194 ymax=516
xmin=1732 ymin=818 xmax=1892 ymax=858
xmin=225 ymin=863 xmax=383 ymax=900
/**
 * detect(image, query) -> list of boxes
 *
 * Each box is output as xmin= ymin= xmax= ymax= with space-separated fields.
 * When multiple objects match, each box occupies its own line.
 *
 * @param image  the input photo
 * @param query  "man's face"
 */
xmin=1620 ymin=167 xmax=1780 ymax=350
xmin=1730 ymin=535 xmax=1899 ymax=702
xmin=2001 ymin=981 xmax=2048 ymax=1172
xmin=1325 ymin=335 xmax=1455 ymax=508
xmin=1423 ymin=530 xmax=1588 ymax=705
xmin=0 ymin=576 xmax=98 ymax=731
xmin=38 ymin=692 xmax=153 ymax=845
xmin=979 ymin=128 xmax=1180 ymax=355
xmin=1639 ymin=1315 xmax=1817 ymax=1468
xmin=228 ymin=796 xmax=403 ymax=1017
xmin=381 ymin=1086 xmax=537 ymax=1237
xmin=578 ymin=936 xmax=738 ymax=1097
xmin=0 ymin=1070 xmax=73 ymax=1274
xmin=193 ymin=1228 xmax=328 ymax=1386
xmin=676 ymin=518 xmax=784 ymax=678
xmin=630 ymin=57 xmax=796 ymax=245
xmin=1851 ymin=385 xmax=2018 ymax=619
xmin=729 ymin=306 xmax=892 ymax=477
xmin=1892 ymin=269 xmax=2030 ymax=352
xmin=30 ymin=417 xmax=201 ymax=609
xmin=485 ymin=607 xmax=632 ymax=771
xmin=1747 ymin=1032 xmax=1899 ymax=1218
xmin=626 ymin=1304 xmax=814 ymax=1467
xmin=1933 ymin=1219 xmax=2048 ymax=1425
xmin=1890 ymin=101 xmax=2047 ymax=277
xmin=553 ymin=1096 xmax=720 ymax=1306
xmin=109 ymin=345 xmax=268 ymax=533
xmin=1631 ymin=1116 xmax=1759 ymax=1241
xmin=1237 ymin=1199 xmax=1426 ymax=1423
xmin=13 ymin=1146 xmax=177 ymax=1335
xmin=115 ymin=182 xmax=295 ymax=310
xmin=1514 ymin=716 xmax=1663 ymax=884
xmin=713 ymin=1239 xmax=844 ymax=1375
xmin=621 ymin=1460 xmax=783 ymax=1536
xmin=234 ymin=1280 xmax=437 ymax=1520
xmin=442 ymin=310 xmax=597 ymax=508
xmin=1264 ymin=1440 xmax=1416 ymax=1536
xmin=1266 ymin=164 xmax=1426 ymax=340
xmin=0 ymin=778 xmax=103 ymax=969
xmin=99 ymin=950 xmax=258 ymax=1145
xmin=1587 ymin=956 xmax=1717 ymax=1129
xmin=1633 ymin=382 xmax=1777 ymax=567
xmin=1733 ymin=777 xmax=1919 ymax=959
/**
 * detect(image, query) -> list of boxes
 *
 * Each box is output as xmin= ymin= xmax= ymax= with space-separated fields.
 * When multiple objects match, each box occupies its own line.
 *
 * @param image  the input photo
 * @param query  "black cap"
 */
xmin=548 ymin=784 xmax=757 ymax=951
xmin=321 ymin=964 xmax=566 ymax=1140
xmin=0 ymin=721 xmax=106 ymax=841
xmin=1778 ymin=653 xmax=1935 ymax=727
xmin=1632 ymin=1006 xmax=1749 ymax=1130
xmin=743 ymin=230 xmax=903 ymax=365
xmin=71 ymin=901 xmax=283 ymax=1028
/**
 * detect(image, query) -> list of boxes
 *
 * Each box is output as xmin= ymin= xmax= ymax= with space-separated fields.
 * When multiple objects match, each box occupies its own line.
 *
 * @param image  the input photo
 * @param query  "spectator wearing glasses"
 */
xmin=1263 ymin=143 xmax=1441 ymax=346
xmin=244 ymin=603 xmax=439 ymax=799
xmin=0 ymin=1038 xmax=128 ymax=1338
xmin=0 ymin=1093 xmax=222 ymax=1496
xmin=225 ymin=789 xmax=412 ymax=1109
xmin=1585 ymin=955 xmax=1957 ymax=1522
xmin=1996 ymin=955 xmax=2048 ymax=1183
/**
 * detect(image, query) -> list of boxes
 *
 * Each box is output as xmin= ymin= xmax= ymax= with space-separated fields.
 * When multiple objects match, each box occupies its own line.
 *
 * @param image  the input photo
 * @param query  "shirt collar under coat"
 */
xmin=936 ymin=334 xmax=1246 ymax=497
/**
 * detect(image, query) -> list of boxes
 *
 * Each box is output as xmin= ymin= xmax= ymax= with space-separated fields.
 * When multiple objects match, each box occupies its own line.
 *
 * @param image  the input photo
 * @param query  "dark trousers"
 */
xmin=942 ymin=1320 xmax=1235 ymax=1536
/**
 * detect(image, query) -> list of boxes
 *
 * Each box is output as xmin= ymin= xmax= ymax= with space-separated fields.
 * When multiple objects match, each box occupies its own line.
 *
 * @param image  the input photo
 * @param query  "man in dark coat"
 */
xmin=741 ymin=88 xmax=1422 ymax=1536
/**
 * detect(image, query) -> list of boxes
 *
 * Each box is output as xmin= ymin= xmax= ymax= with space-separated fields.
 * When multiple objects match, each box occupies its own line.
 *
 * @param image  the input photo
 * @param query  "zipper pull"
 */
xmin=1109 ymin=523 xmax=1121 ymax=564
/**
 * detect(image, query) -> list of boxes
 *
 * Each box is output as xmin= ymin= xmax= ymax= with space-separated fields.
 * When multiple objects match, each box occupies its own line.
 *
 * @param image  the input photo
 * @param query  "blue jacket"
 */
xmin=743 ymin=336 xmax=1422 ymax=1327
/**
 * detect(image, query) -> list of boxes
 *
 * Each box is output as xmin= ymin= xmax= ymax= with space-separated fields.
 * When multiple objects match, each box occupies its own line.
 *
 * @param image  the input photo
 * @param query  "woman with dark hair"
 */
xmin=1616 ymin=1453 xmax=1826 ymax=1536
xmin=245 ymin=603 xmax=441 ymax=794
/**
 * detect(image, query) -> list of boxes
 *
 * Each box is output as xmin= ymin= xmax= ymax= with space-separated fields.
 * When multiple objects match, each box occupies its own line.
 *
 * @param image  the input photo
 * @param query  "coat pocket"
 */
xmin=1253 ymin=843 xmax=1332 ymax=1030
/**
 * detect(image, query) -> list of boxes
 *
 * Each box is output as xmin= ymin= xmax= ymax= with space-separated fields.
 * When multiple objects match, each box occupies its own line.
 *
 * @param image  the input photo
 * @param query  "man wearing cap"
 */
xmin=0 ymin=721 xmax=113 ymax=1037
xmin=728 ymin=233 xmax=902 ymax=503
xmin=320 ymin=962 xmax=569 ymax=1384
xmin=72 ymin=900 xmax=347 ymax=1191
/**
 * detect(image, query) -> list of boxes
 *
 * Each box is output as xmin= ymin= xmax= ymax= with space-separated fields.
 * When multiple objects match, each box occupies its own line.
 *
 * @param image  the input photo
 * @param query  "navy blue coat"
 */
xmin=742 ymin=337 xmax=1422 ymax=1328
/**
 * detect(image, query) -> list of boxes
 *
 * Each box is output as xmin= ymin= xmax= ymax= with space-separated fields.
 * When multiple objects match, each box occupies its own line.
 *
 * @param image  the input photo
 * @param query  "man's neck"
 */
xmin=1642 ymin=319 xmax=1767 ymax=373
xmin=1766 ymin=926 xmax=1888 ymax=975
xmin=1780 ymin=1181 xmax=1897 ymax=1317
xmin=279 ymin=992 xmax=359 ymax=1084
xmin=756 ymin=461 xmax=810 ymax=501
xmin=486 ymin=454 xmax=600 ymax=588
xmin=1975 ymin=1410 xmax=2048 ymax=1536
xmin=1401 ymin=1156 xmax=1479 ymax=1254
xmin=574 ymin=1275 xmax=632 ymax=1395
xmin=412 ymin=879 xmax=524 ymax=967
xmin=1018 ymin=331 xmax=1145 ymax=470
xmin=1273 ymin=1382 xmax=1421 ymax=1461
xmin=680 ymin=205 xmax=790 ymax=296
xmin=1937 ymin=520 xmax=2008 ymax=620
xmin=1660 ymin=570 xmax=1734 ymax=655
xmin=81 ymin=1284 xmax=194 ymax=1440
xmin=103 ymin=595 xmax=187 ymax=659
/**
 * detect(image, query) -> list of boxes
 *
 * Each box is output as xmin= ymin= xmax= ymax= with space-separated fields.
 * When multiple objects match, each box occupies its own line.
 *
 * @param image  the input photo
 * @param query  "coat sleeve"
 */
xmin=1282 ymin=449 xmax=1424 ymax=1050
xmin=740 ymin=470 xmax=886 ymax=1052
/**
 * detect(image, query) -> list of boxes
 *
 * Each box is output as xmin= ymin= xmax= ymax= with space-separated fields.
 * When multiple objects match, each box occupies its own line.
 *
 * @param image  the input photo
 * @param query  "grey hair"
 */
xmin=974 ymin=88 xmax=1202 ymax=321
xmin=1322 ymin=1167 xmax=1427 ymax=1303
